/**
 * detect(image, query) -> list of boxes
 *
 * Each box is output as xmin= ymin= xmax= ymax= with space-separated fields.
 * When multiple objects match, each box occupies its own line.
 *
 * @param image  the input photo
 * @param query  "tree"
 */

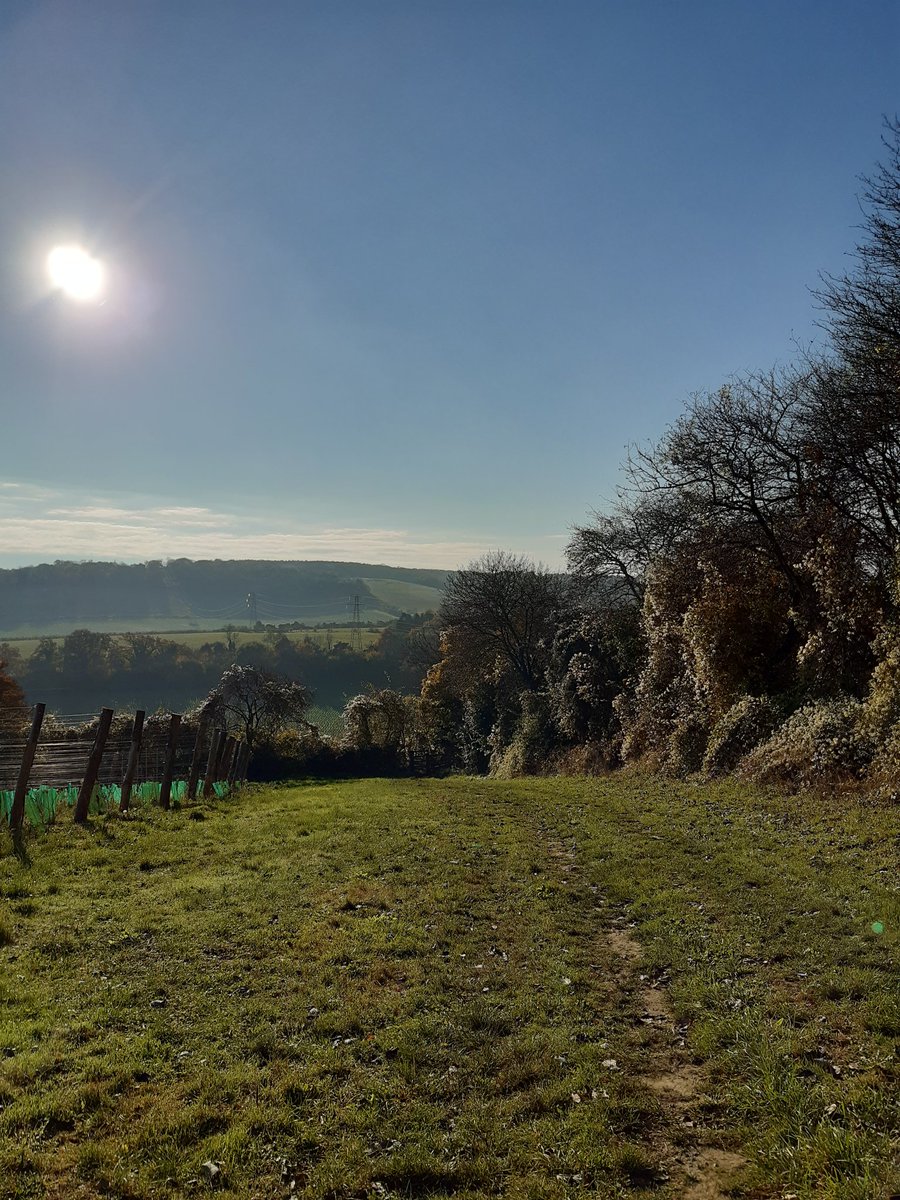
xmin=439 ymin=550 xmax=563 ymax=692
xmin=0 ymin=659 xmax=27 ymax=740
xmin=201 ymin=664 xmax=312 ymax=749
xmin=342 ymin=688 xmax=411 ymax=751
xmin=818 ymin=117 xmax=900 ymax=372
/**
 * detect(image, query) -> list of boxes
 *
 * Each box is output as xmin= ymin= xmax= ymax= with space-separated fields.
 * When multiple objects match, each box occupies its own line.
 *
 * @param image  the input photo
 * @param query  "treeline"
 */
xmin=329 ymin=120 xmax=900 ymax=791
xmin=0 ymin=616 xmax=436 ymax=716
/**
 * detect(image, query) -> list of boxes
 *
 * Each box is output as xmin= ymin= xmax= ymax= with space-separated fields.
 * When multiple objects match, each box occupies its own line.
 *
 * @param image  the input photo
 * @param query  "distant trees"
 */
xmin=0 ymin=659 xmax=26 ymax=739
xmin=9 ymin=615 xmax=437 ymax=718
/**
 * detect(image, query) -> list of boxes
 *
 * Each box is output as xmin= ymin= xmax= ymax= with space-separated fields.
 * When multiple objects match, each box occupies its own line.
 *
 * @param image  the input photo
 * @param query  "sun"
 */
xmin=46 ymin=244 xmax=105 ymax=302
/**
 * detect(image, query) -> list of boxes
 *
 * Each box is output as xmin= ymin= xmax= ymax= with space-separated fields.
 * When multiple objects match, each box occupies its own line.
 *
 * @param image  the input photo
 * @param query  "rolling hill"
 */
xmin=0 ymin=559 xmax=448 ymax=638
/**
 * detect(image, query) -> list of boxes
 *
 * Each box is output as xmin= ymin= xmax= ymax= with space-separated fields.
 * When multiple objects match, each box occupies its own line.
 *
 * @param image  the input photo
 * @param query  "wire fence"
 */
xmin=0 ymin=730 xmax=198 ymax=791
xmin=1 ymin=702 xmax=249 ymax=831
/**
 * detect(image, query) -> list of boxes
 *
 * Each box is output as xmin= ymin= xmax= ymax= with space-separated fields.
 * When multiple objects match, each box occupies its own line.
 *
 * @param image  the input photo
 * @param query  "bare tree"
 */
xmin=440 ymin=551 xmax=563 ymax=692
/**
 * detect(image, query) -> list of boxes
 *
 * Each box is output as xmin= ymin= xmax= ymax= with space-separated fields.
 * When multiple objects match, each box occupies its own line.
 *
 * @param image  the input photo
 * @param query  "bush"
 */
xmin=555 ymin=741 xmax=617 ymax=775
xmin=490 ymin=692 xmax=559 ymax=777
xmin=665 ymin=713 xmax=709 ymax=777
xmin=739 ymin=698 xmax=874 ymax=788
xmin=703 ymin=695 xmax=780 ymax=777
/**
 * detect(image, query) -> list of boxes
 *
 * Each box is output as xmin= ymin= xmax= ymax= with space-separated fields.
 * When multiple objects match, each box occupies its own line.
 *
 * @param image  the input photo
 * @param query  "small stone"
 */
xmin=201 ymin=1160 xmax=221 ymax=1182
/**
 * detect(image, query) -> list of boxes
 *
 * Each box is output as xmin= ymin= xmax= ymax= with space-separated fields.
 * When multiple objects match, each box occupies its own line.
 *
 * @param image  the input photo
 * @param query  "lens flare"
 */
xmin=46 ymin=244 xmax=105 ymax=302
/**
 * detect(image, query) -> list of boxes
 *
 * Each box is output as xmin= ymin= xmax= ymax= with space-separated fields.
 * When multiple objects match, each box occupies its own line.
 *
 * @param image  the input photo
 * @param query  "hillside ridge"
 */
xmin=0 ymin=558 xmax=448 ymax=637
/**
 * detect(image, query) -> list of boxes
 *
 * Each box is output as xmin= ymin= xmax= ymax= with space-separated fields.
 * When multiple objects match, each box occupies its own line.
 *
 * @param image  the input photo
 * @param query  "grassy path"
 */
xmin=0 ymin=777 xmax=898 ymax=1199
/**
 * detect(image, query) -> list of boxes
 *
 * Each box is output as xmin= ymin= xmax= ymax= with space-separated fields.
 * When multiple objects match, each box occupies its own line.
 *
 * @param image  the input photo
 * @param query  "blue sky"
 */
xmin=1 ymin=0 xmax=897 ymax=569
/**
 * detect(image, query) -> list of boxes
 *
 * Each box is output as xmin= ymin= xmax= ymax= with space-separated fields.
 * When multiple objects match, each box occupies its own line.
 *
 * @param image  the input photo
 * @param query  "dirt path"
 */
xmin=546 ymin=835 xmax=747 ymax=1197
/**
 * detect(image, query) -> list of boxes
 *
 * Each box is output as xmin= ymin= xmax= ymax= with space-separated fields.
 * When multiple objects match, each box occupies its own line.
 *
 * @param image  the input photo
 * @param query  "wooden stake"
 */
xmin=238 ymin=743 xmax=252 ymax=784
xmin=74 ymin=707 xmax=114 ymax=824
xmin=227 ymin=740 xmax=243 ymax=788
xmin=185 ymin=720 xmax=207 ymax=803
xmin=9 ymin=703 xmax=45 ymax=830
xmin=119 ymin=710 xmax=145 ymax=813
xmin=214 ymin=734 xmax=232 ymax=782
xmin=159 ymin=713 xmax=182 ymax=811
xmin=202 ymin=729 xmax=223 ymax=799
xmin=220 ymin=736 xmax=237 ymax=786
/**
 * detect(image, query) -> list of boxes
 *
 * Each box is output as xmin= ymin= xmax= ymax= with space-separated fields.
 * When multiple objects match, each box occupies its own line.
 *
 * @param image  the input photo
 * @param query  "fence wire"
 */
xmin=0 ymin=729 xmax=200 ymax=791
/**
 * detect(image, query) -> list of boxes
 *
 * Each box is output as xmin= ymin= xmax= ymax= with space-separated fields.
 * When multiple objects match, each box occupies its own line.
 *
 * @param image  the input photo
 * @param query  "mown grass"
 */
xmin=0 ymin=776 xmax=897 ymax=1199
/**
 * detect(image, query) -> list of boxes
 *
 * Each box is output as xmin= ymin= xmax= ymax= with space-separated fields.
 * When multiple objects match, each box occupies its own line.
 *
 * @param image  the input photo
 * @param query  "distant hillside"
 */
xmin=0 ymin=559 xmax=448 ymax=637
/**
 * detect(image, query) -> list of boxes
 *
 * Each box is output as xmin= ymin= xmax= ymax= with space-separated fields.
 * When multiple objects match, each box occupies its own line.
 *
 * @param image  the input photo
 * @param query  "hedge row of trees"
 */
xmin=0 ymin=615 xmax=435 ymax=716
xmin=345 ymin=120 xmax=900 ymax=790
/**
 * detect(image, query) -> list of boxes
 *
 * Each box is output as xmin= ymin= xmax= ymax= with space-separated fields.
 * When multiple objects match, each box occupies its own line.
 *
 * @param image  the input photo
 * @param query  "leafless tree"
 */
xmin=440 ymin=551 xmax=564 ymax=692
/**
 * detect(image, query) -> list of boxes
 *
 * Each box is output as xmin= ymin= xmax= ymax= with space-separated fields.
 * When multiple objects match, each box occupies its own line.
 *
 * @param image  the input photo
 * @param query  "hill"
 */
xmin=0 ymin=559 xmax=448 ymax=637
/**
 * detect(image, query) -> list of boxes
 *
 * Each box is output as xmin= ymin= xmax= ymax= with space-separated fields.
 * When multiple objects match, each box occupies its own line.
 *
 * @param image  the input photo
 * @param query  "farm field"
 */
xmin=0 ymin=776 xmax=898 ymax=1199
xmin=3 ymin=627 xmax=384 ymax=661
xmin=361 ymin=577 xmax=443 ymax=615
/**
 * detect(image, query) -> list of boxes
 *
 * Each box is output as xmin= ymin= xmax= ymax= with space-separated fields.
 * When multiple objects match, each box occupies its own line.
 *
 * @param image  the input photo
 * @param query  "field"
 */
xmin=3 ymin=628 xmax=384 ymax=661
xmin=361 ymin=578 xmax=443 ymax=615
xmin=0 ymin=776 xmax=898 ymax=1199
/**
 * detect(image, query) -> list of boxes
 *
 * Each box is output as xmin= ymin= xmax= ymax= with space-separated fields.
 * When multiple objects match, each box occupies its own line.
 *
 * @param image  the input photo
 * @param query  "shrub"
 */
xmin=739 ymin=698 xmax=873 ymax=788
xmin=665 ymin=713 xmax=709 ymax=777
xmin=703 ymin=695 xmax=780 ymax=777
xmin=490 ymin=692 xmax=558 ymax=777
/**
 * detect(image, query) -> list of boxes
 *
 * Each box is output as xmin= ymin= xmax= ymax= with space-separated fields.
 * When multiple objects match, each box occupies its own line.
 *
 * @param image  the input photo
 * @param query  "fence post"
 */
xmin=159 ymin=713 xmax=182 ymax=811
xmin=227 ymin=739 xmax=243 ymax=789
xmin=74 ymin=707 xmax=114 ymax=824
xmin=202 ymin=729 xmax=223 ymax=799
xmin=238 ymin=743 xmax=252 ymax=784
xmin=9 ymin=703 xmax=46 ymax=830
xmin=214 ymin=731 xmax=230 ymax=781
xmin=220 ymin=737 xmax=237 ymax=787
xmin=185 ymin=720 xmax=207 ymax=803
xmin=119 ymin=709 xmax=145 ymax=813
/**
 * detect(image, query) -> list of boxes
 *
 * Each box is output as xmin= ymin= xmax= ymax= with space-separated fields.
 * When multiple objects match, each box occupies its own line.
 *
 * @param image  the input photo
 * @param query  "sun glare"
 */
xmin=46 ymin=244 xmax=105 ymax=302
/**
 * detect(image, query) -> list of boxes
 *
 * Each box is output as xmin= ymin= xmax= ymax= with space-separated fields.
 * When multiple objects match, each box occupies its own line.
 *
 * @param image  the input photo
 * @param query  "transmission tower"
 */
xmin=350 ymin=594 xmax=362 ymax=652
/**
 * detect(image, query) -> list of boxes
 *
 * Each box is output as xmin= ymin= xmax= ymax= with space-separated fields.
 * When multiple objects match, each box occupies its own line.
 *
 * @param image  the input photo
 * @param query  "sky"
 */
xmin=1 ymin=0 xmax=898 ymax=570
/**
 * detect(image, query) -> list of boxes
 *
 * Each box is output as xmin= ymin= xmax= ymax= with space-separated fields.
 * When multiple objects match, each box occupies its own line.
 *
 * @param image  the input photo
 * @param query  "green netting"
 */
xmin=0 ymin=777 xmax=219 ymax=827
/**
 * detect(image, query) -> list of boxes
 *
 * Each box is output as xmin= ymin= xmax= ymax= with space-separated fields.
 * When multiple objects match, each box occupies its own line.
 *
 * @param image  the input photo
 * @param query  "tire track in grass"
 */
xmin=543 ymin=827 xmax=747 ymax=1198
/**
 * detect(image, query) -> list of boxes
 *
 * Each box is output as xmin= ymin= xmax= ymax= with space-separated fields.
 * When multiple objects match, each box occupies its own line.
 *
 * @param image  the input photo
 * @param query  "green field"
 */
xmin=1 ymin=776 xmax=897 ymax=1198
xmin=3 ymin=627 xmax=383 ymax=661
xmin=362 ymin=577 xmax=443 ymax=615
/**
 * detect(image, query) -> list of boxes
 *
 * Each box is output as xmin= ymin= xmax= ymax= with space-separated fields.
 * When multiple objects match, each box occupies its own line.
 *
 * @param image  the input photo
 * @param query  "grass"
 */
xmin=360 ymin=578 xmax=443 ymax=615
xmin=0 ymin=775 xmax=897 ymax=1199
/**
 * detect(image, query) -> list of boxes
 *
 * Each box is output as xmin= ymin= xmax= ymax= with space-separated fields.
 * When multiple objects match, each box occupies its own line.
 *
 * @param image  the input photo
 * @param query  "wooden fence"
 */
xmin=1 ymin=704 xmax=251 ymax=831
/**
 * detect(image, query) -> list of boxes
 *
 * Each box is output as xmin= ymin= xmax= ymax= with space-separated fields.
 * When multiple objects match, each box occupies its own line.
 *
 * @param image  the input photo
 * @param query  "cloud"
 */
xmin=0 ymin=488 xmax=566 ymax=569
xmin=46 ymin=505 xmax=234 ymax=528
xmin=0 ymin=504 xmax=497 ymax=569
